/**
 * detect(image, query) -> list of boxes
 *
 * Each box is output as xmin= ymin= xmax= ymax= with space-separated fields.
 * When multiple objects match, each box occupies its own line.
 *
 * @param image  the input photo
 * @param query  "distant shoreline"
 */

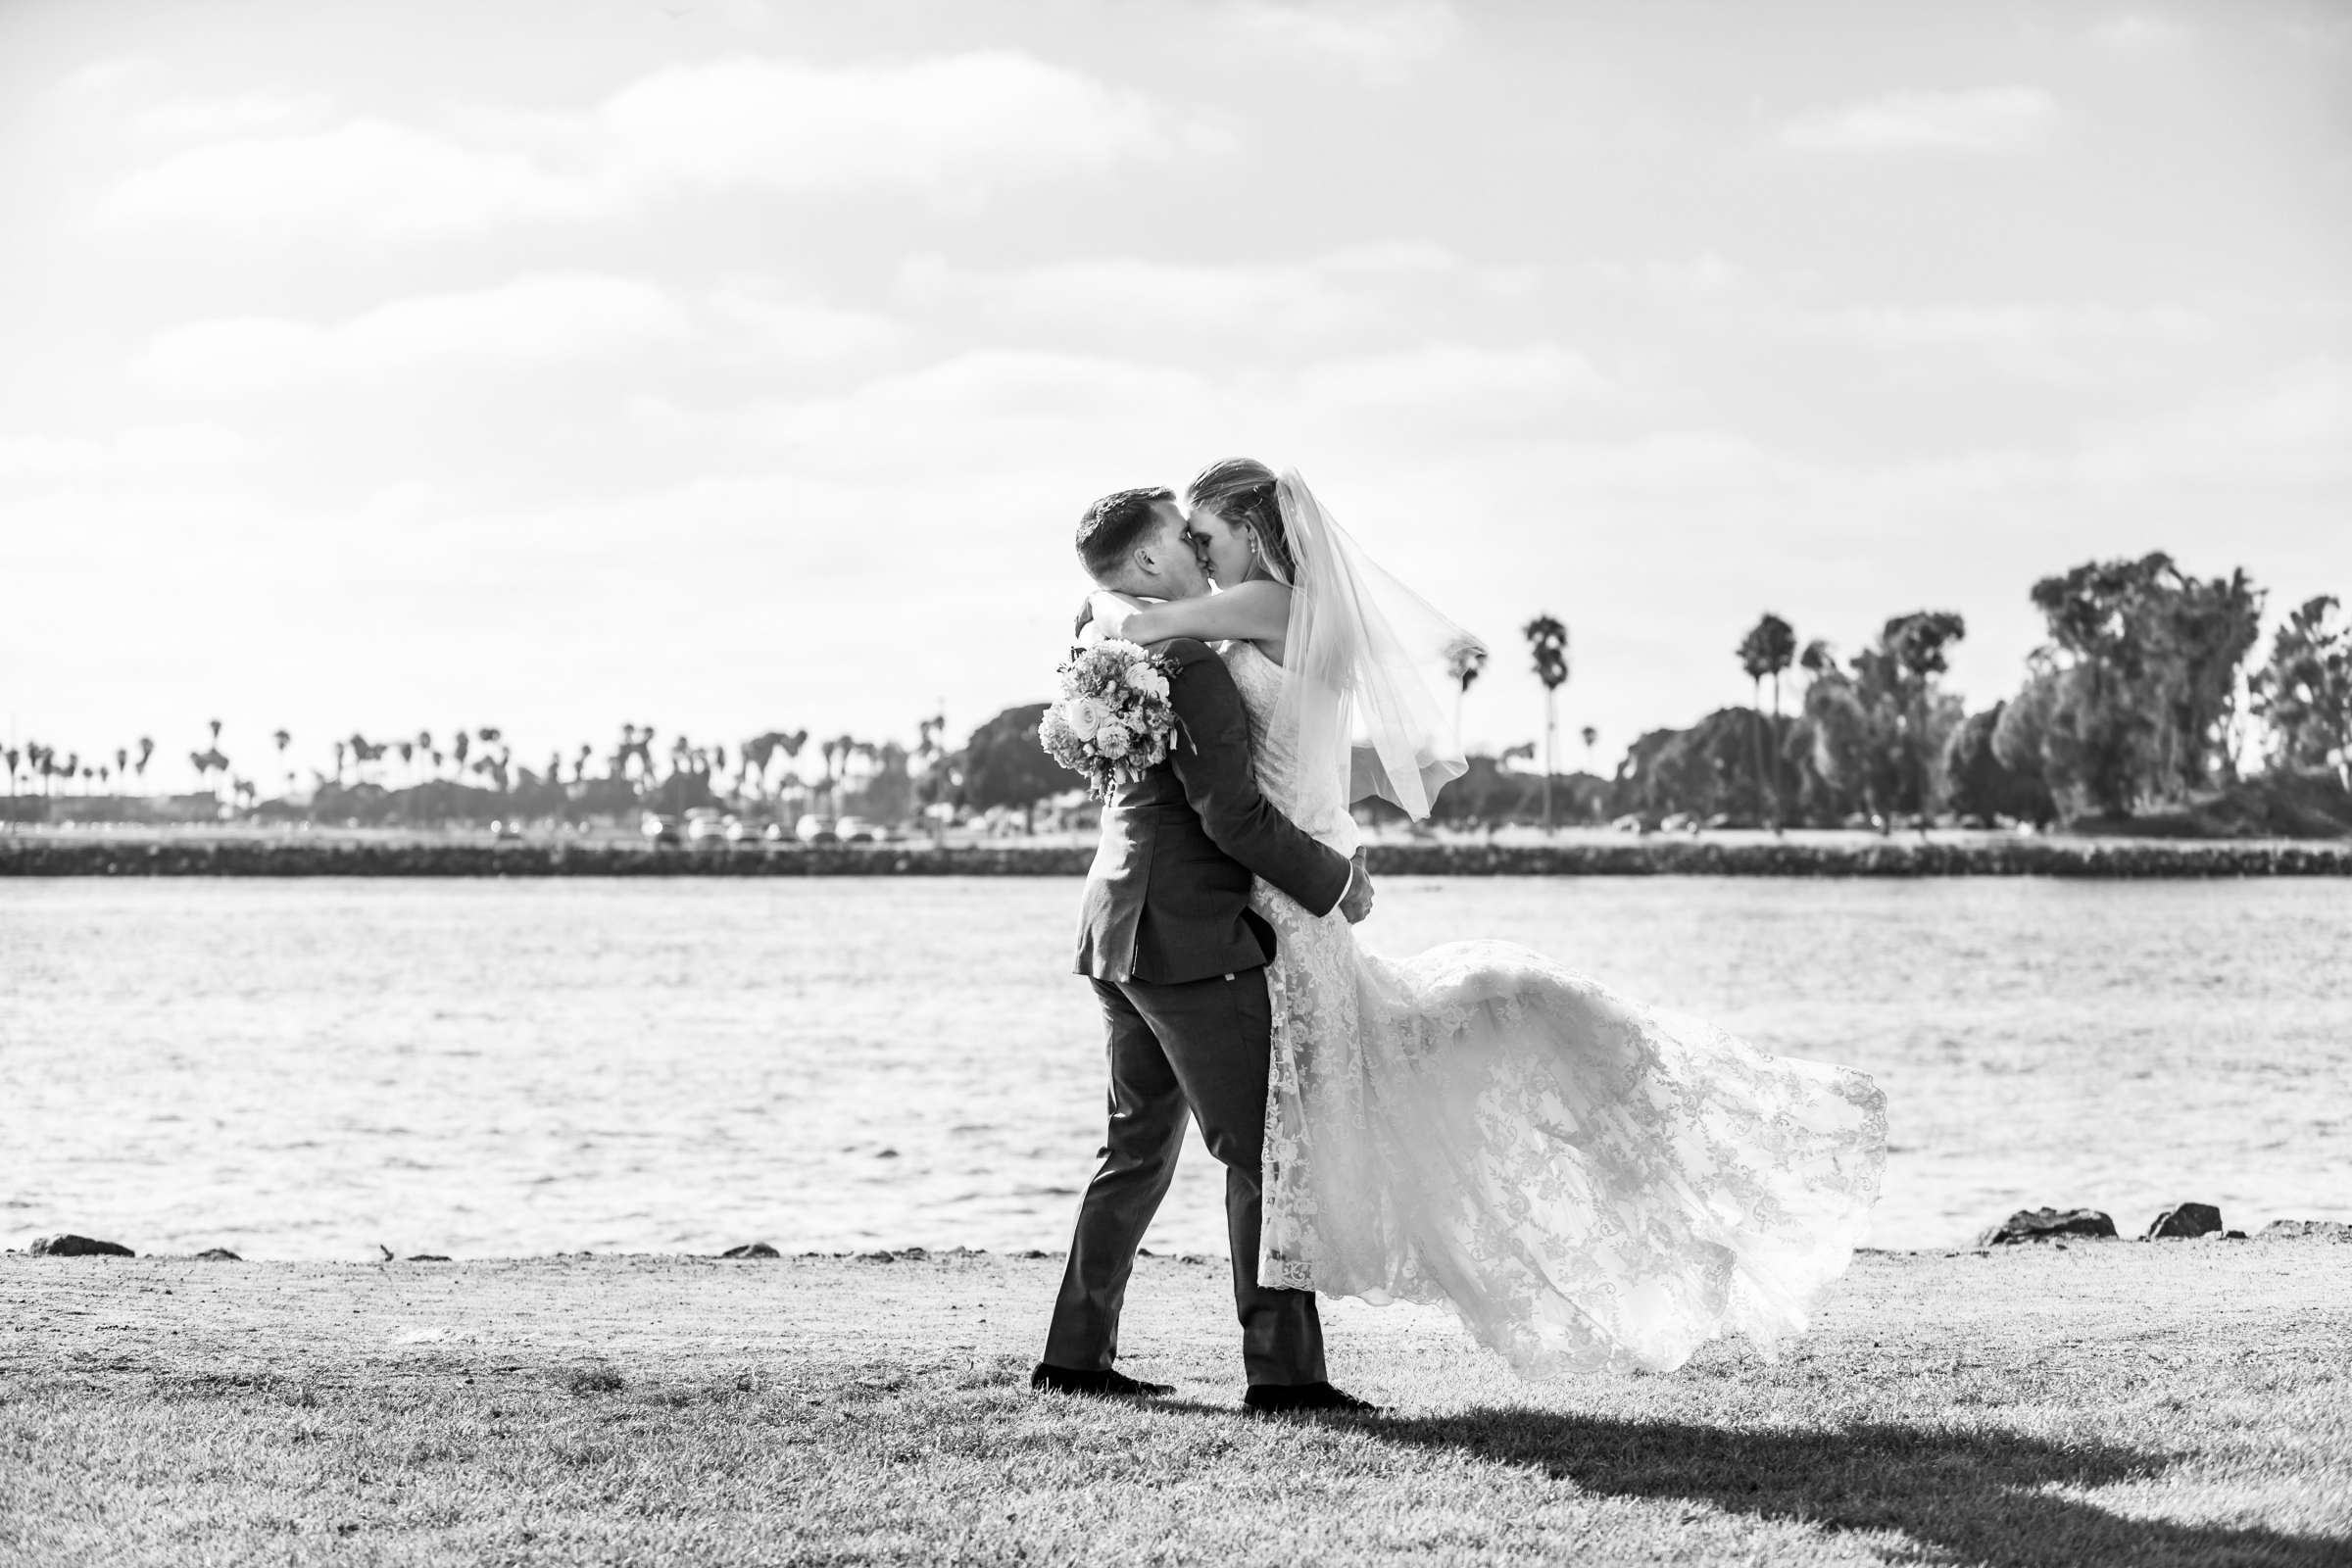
xmin=6 ymin=835 xmax=2350 ymax=877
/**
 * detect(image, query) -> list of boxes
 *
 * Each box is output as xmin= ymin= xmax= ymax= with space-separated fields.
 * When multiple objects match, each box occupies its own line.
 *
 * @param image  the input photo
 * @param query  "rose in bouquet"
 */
xmin=1038 ymin=636 xmax=1184 ymax=798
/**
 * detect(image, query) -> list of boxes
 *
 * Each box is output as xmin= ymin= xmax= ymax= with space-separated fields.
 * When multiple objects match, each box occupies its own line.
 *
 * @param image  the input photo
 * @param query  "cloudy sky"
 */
xmin=3 ymin=0 xmax=2346 ymax=791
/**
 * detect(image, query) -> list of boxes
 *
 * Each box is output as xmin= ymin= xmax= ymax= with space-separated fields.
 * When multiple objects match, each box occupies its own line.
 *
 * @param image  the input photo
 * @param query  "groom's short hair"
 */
xmin=1076 ymin=486 xmax=1175 ymax=583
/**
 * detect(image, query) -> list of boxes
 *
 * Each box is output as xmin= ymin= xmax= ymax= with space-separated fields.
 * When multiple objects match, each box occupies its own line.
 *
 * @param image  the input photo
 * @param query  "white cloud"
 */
xmin=598 ymin=51 xmax=1217 ymax=194
xmin=2090 ymin=15 xmax=2193 ymax=51
xmin=1777 ymin=87 xmax=2057 ymax=153
xmin=1786 ymin=300 xmax=2221 ymax=378
xmin=127 ymin=91 xmax=336 ymax=141
xmin=0 ymin=422 xmax=253 ymax=483
xmin=1815 ymin=302 xmax=2215 ymax=349
xmin=1222 ymin=1 xmax=1462 ymax=82
xmin=722 ymin=337 xmax=1613 ymax=480
xmin=1292 ymin=342 xmax=1614 ymax=424
xmin=105 ymin=51 xmax=1218 ymax=237
xmin=709 ymin=285 xmax=908 ymax=363
xmin=109 ymin=118 xmax=613 ymax=232
xmin=2073 ymin=360 xmax=2352 ymax=489
xmin=133 ymin=274 xmax=693 ymax=393
xmin=899 ymin=243 xmax=1471 ymax=340
xmin=732 ymin=351 xmax=1223 ymax=475
xmin=49 ymin=57 xmax=160 ymax=106
xmin=1589 ymin=253 xmax=1746 ymax=305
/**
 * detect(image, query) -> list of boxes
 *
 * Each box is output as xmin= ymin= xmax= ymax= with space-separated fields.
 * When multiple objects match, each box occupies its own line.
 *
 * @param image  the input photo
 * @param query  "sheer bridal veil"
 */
xmin=1263 ymin=468 xmax=1481 ymax=832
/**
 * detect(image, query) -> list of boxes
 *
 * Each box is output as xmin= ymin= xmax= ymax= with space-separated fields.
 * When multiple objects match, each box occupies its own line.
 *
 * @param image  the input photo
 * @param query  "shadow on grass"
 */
xmin=1350 ymin=1410 xmax=2339 ymax=1568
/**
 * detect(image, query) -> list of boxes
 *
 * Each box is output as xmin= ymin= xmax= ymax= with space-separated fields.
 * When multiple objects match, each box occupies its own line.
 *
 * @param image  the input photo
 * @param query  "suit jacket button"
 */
xmin=1223 ymin=972 xmax=1235 ymax=981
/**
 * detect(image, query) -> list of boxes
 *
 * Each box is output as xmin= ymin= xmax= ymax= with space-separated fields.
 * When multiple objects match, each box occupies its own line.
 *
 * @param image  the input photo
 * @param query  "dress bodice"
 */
xmin=1219 ymin=640 xmax=1356 ymax=854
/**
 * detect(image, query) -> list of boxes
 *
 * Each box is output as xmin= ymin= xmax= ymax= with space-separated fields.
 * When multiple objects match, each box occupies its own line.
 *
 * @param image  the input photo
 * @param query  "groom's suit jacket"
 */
xmin=1075 ymin=637 xmax=1352 ymax=986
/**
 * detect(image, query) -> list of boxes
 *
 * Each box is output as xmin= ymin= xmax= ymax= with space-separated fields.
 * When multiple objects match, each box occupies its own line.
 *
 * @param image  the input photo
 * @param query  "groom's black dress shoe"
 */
xmin=1029 ymin=1362 xmax=1174 ymax=1397
xmin=1243 ymin=1381 xmax=1384 ymax=1414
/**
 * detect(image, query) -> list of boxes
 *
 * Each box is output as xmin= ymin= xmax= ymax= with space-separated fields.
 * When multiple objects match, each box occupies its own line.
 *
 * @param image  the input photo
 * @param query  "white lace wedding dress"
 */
xmin=1224 ymin=640 xmax=1888 ymax=1377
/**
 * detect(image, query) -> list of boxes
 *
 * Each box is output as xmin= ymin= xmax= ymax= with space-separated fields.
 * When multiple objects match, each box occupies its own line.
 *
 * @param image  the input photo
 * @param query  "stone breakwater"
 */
xmin=5 ymin=836 xmax=2350 ymax=877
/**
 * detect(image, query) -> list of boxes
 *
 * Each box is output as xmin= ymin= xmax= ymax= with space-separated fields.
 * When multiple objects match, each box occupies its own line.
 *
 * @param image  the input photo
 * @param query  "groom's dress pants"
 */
xmin=1044 ymin=966 xmax=1328 ymax=1388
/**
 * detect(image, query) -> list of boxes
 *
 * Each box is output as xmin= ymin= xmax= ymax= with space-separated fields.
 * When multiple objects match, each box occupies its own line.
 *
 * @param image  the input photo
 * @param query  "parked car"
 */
xmin=725 ymin=818 xmax=766 ymax=847
xmin=684 ymin=808 xmax=729 ymax=852
xmin=640 ymin=812 xmax=681 ymax=848
xmin=833 ymin=815 xmax=878 ymax=845
xmin=794 ymin=813 xmax=839 ymax=846
xmin=487 ymin=819 xmax=522 ymax=842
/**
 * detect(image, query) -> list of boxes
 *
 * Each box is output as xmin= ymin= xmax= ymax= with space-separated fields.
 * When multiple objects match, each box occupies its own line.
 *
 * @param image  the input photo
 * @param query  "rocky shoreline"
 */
xmin=6 ymin=835 xmax=2350 ymax=877
xmin=20 ymin=1212 xmax=2348 ymax=1264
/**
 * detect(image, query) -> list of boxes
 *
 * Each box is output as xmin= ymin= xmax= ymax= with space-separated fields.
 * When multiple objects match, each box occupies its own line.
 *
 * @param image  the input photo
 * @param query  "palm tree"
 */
xmin=1883 ymin=611 xmax=1967 ymax=835
xmin=1446 ymin=636 xmax=1489 ymax=752
xmin=1738 ymin=613 xmax=1798 ymax=833
xmin=741 ymin=729 xmax=810 ymax=817
xmin=913 ymin=712 xmax=951 ymax=840
xmin=1521 ymin=614 xmax=1569 ymax=831
xmin=135 ymin=736 xmax=154 ymax=782
xmin=271 ymin=729 xmax=292 ymax=799
xmin=1580 ymin=725 xmax=1598 ymax=774
xmin=115 ymin=747 xmax=129 ymax=788
xmin=452 ymin=729 xmax=471 ymax=780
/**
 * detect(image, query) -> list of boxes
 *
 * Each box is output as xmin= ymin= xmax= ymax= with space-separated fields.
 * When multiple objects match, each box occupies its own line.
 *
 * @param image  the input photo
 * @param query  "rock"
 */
xmin=407 ymin=1253 xmax=452 ymax=1262
xmin=2144 ymin=1202 xmax=2224 ymax=1240
xmin=2257 ymin=1219 xmax=2352 ymax=1243
xmin=718 ymin=1243 xmax=779 ymax=1259
xmin=192 ymin=1248 xmax=242 ymax=1262
xmin=1976 ymin=1207 xmax=2117 ymax=1248
xmin=28 ymin=1234 xmax=135 ymax=1257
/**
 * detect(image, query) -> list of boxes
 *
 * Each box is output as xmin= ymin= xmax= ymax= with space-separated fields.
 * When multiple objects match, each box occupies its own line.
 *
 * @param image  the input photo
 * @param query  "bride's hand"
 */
xmin=1087 ymin=590 xmax=1147 ymax=639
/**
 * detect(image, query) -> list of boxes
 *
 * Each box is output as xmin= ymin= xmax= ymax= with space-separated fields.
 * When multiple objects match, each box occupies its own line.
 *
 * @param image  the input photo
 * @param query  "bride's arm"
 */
xmin=1090 ymin=580 xmax=1292 ymax=647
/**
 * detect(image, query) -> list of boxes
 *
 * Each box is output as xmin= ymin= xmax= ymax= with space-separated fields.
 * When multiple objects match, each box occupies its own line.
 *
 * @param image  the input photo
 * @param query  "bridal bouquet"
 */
xmin=1039 ymin=636 xmax=1184 ymax=798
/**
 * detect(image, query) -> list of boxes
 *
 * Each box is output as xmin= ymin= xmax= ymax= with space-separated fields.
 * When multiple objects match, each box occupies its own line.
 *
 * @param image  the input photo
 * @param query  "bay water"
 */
xmin=4 ymin=877 xmax=2346 ymax=1259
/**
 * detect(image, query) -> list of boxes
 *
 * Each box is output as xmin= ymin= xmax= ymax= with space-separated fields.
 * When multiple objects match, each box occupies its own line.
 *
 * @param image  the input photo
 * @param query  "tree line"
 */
xmin=1607 ymin=556 xmax=2348 ymax=835
xmin=9 ymin=553 xmax=2346 ymax=836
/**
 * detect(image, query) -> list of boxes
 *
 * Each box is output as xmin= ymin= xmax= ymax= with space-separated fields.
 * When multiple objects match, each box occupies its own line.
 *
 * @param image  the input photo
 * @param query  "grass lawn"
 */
xmin=2 ymin=1242 xmax=2347 ymax=1565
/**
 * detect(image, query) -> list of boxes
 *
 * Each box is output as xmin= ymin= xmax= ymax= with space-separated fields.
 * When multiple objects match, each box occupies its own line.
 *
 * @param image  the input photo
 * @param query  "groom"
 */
xmin=1034 ymin=485 xmax=1379 ymax=1414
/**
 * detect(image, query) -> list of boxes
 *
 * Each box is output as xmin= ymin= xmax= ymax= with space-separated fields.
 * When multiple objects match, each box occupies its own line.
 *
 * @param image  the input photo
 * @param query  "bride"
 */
xmin=1086 ymin=459 xmax=1887 ymax=1377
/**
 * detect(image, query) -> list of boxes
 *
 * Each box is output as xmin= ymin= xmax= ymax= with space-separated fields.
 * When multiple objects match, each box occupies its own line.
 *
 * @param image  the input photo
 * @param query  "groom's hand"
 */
xmin=1340 ymin=850 xmax=1374 ymax=924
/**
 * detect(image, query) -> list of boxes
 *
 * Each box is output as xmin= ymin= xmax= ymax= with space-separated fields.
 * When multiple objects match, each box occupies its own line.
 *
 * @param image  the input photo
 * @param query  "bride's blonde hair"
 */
xmin=1185 ymin=457 xmax=1297 ymax=583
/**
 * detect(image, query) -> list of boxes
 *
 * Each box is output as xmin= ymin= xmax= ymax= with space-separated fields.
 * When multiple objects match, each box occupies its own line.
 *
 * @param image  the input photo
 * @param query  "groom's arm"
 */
xmin=1156 ymin=639 xmax=1352 ymax=918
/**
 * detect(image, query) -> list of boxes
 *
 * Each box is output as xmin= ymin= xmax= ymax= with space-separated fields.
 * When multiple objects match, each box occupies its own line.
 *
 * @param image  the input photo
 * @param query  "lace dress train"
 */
xmin=1225 ymin=642 xmax=1887 ymax=1377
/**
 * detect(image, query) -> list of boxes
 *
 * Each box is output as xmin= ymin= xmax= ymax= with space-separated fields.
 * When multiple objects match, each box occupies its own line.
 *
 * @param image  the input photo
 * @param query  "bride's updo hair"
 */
xmin=1185 ymin=457 xmax=1297 ymax=582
